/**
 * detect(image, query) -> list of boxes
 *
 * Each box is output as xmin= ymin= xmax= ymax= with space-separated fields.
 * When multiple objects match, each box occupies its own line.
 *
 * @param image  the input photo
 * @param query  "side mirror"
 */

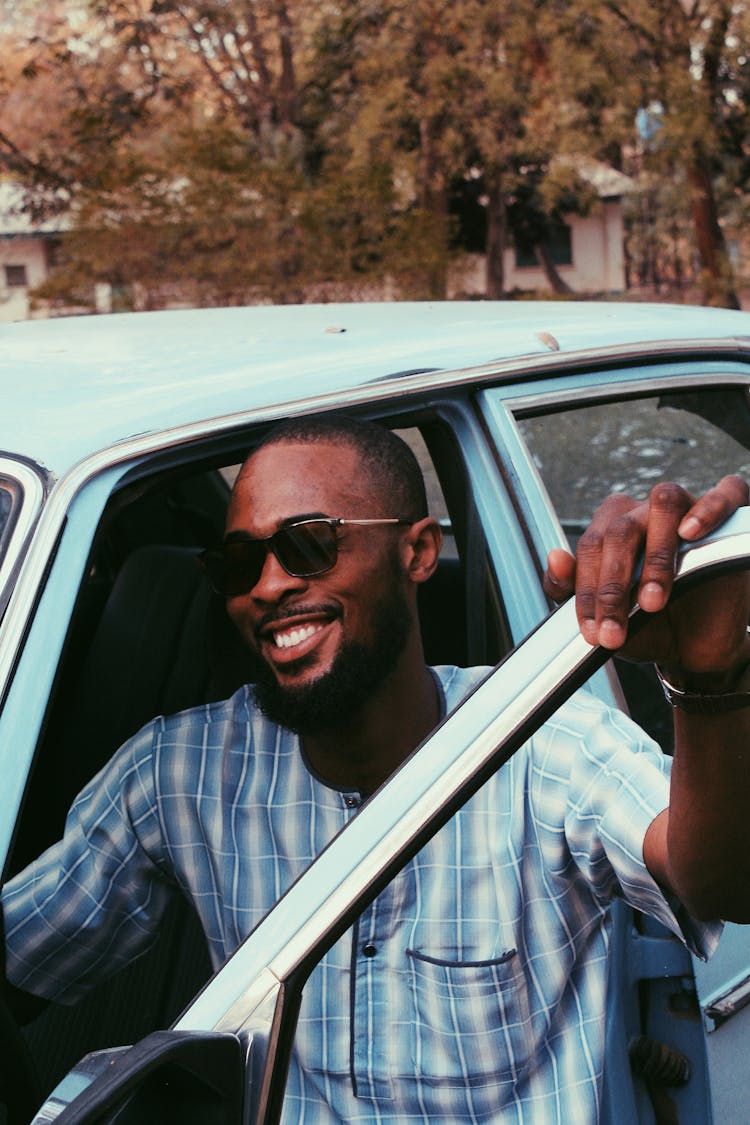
xmin=36 ymin=1030 xmax=243 ymax=1125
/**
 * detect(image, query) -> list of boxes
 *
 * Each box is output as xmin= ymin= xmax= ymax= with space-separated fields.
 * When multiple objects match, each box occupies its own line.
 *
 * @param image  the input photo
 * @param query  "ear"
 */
xmin=401 ymin=517 xmax=443 ymax=584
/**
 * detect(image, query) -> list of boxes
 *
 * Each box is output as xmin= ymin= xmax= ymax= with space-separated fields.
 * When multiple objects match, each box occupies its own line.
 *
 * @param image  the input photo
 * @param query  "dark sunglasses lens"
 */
xmin=275 ymin=521 xmax=337 ymax=576
xmin=201 ymin=541 xmax=265 ymax=596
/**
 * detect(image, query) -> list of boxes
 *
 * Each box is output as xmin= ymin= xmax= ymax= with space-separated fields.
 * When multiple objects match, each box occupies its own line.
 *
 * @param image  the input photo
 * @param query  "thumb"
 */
xmin=543 ymin=547 xmax=576 ymax=604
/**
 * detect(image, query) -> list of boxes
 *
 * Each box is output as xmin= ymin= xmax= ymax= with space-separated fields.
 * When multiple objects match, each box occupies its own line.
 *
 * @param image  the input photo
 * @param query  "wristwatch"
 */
xmin=655 ymin=663 xmax=750 ymax=715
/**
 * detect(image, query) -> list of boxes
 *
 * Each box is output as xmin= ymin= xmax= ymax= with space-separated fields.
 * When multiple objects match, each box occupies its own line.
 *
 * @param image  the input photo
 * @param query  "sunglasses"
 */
xmin=199 ymin=516 xmax=410 ymax=597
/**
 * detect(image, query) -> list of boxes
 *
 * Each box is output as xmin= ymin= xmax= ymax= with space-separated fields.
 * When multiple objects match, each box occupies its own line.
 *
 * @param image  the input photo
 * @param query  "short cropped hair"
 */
xmin=252 ymin=414 xmax=428 ymax=520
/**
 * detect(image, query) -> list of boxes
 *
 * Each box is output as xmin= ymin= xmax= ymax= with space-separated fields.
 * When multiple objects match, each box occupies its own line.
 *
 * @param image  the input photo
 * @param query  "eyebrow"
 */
xmin=223 ymin=512 xmax=329 ymax=544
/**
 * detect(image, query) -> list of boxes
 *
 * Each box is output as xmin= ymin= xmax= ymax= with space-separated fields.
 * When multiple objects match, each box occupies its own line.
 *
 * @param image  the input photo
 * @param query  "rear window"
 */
xmin=516 ymin=386 xmax=750 ymax=546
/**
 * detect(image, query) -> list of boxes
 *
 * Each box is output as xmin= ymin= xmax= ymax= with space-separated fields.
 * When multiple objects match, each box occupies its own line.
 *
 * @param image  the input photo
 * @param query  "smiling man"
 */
xmin=3 ymin=414 xmax=750 ymax=1124
xmin=214 ymin=422 xmax=444 ymax=792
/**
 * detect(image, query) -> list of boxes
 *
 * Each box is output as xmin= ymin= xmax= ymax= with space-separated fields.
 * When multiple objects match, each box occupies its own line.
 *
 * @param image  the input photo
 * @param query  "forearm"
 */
xmin=0 ymin=898 xmax=47 ymax=1023
xmin=648 ymin=658 xmax=750 ymax=921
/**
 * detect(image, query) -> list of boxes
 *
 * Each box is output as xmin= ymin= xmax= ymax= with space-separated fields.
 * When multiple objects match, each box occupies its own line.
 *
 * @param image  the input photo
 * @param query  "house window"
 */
xmin=515 ymin=223 xmax=573 ymax=269
xmin=45 ymin=239 xmax=61 ymax=270
xmin=5 ymin=264 xmax=28 ymax=288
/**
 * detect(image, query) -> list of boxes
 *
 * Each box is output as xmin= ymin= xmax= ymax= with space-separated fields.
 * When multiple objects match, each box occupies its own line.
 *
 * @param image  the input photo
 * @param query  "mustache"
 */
xmin=254 ymin=601 xmax=343 ymax=638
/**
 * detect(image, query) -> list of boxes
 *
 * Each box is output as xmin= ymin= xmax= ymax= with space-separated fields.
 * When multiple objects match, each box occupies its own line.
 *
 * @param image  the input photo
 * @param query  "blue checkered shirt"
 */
xmin=2 ymin=667 xmax=721 ymax=1123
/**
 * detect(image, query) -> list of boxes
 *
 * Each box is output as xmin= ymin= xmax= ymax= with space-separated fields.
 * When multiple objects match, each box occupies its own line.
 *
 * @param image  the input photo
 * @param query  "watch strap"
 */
xmin=655 ymin=664 xmax=750 ymax=715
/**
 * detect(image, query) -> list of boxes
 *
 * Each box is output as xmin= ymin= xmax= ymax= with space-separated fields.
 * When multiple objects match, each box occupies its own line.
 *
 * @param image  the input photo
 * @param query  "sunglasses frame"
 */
xmin=199 ymin=516 xmax=411 ymax=596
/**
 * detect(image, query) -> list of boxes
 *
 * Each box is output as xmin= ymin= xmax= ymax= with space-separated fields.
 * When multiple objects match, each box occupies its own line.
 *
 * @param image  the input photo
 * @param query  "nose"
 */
xmin=246 ymin=544 xmax=308 ymax=604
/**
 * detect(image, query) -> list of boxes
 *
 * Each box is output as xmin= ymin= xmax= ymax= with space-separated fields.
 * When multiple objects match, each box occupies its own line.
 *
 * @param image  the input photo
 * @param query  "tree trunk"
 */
xmin=417 ymin=117 xmax=448 ymax=299
xmin=275 ymin=0 xmax=298 ymax=127
xmin=485 ymin=183 xmax=506 ymax=299
xmin=687 ymin=158 xmax=740 ymax=309
xmin=534 ymin=242 xmax=573 ymax=295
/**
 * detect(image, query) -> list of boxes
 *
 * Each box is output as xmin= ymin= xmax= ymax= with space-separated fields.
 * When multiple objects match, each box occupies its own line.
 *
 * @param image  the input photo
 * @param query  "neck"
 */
xmin=302 ymin=651 xmax=441 ymax=797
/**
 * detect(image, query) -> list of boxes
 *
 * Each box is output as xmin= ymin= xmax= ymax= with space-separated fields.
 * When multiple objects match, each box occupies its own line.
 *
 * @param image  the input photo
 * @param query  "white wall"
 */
xmin=448 ymin=200 xmax=627 ymax=298
xmin=0 ymin=235 xmax=49 ymax=321
xmin=503 ymin=203 xmax=626 ymax=293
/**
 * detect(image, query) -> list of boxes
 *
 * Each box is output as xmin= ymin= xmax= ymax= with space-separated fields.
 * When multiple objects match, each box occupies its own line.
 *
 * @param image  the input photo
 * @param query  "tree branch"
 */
xmin=0 ymin=127 xmax=70 ymax=190
xmin=171 ymin=5 xmax=259 ymax=125
xmin=600 ymin=0 xmax=660 ymax=49
xmin=273 ymin=0 xmax=298 ymax=125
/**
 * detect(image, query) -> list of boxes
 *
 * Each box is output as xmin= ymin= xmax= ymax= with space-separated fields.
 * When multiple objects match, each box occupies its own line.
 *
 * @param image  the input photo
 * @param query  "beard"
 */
xmin=252 ymin=579 xmax=412 ymax=737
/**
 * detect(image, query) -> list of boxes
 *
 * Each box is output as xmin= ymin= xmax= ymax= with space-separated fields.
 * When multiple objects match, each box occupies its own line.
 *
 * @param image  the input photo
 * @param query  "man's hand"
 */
xmin=542 ymin=475 xmax=750 ymax=678
xmin=544 ymin=474 xmax=750 ymax=922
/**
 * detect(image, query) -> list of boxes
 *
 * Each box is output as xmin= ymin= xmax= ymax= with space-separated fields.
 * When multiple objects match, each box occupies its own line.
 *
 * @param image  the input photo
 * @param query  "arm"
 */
xmin=544 ymin=475 xmax=750 ymax=922
xmin=0 ymin=902 xmax=46 ymax=1023
xmin=2 ymin=725 xmax=175 ymax=1005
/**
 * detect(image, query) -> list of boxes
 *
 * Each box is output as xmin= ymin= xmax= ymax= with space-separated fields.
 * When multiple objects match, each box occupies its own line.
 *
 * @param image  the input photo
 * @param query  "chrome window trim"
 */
xmin=0 ymin=457 xmax=45 ymax=611
xmin=704 ymin=970 xmax=750 ymax=1030
xmin=480 ymin=368 xmax=750 ymax=574
xmin=494 ymin=367 xmax=750 ymax=414
xmin=3 ymin=338 xmax=749 ymax=703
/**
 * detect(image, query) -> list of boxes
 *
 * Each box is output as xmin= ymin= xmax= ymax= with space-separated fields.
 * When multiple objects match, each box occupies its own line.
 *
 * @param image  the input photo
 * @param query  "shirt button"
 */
xmin=344 ymin=795 xmax=360 ymax=809
xmin=362 ymin=943 xmax=377 ymax=958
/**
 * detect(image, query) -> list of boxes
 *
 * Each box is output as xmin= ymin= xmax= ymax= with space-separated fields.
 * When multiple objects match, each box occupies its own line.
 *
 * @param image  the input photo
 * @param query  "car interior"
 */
xmin=2 ymin=408 xmax=512 ymax=1116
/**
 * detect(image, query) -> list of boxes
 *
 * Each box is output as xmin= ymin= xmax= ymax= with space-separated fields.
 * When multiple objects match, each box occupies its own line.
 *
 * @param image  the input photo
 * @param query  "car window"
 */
xmin=516 ymin=386 xmax=750 ymax=548
xmin=513 ymin=383 xmax=750 ymax=752
xmin=394 ymin=426 xmax=452 ymax=539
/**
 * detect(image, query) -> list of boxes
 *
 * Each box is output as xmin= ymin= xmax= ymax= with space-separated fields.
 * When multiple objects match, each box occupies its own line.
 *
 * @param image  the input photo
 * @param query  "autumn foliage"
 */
xmin=1 ymin=0 xmax=748 ymax=309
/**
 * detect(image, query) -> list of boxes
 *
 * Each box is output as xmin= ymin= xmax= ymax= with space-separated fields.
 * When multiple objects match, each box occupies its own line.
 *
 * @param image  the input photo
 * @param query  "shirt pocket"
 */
xmin=404 ymin=947 xmax=534 ymax=1088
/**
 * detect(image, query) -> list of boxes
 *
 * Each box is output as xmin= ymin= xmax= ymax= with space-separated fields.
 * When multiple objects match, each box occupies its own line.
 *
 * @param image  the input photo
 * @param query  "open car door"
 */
xmin=31 ymin=509 xmax=750 ymax=1125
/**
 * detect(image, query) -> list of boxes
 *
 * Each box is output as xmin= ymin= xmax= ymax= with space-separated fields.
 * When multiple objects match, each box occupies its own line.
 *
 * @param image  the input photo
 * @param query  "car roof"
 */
xmin=2 ymin=300 xmax=750 ymax=477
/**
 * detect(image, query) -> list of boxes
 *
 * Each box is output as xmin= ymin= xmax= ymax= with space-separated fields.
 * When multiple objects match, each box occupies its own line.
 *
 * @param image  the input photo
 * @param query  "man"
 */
xmin=2 ymin=414 xmax=750 ymax=1123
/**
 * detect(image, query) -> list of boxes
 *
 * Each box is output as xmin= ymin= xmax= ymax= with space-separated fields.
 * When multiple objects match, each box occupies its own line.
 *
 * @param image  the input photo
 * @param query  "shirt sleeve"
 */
xmin=1 ymin=721 xmax=176 ymax=1005
xmin=534 ymin=690 xmax=723 ymax=962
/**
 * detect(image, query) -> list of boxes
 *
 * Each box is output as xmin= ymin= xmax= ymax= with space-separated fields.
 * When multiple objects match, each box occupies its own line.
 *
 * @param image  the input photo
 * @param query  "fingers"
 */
xmin=637 ymin=482 xmax=694 ymax=614
xmin=677 ymin=474 xmax=749 ymax=540
xmin=575 ymin=493 xmax=645 ymax=649
xmin=638 ymin=476 xmax=749 ymax=615
xmin=572 ymin=476 xmax=748 ymax=651
xmin=542 ymin=547 xmax=576 ymax=602
xmin=638 ymin=474 xmax=750 ymax=616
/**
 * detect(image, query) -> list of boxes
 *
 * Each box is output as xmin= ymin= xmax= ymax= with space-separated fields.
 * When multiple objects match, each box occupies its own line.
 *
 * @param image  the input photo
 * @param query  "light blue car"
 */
xmin=2 ymin=301 xmax=750 ymax=1124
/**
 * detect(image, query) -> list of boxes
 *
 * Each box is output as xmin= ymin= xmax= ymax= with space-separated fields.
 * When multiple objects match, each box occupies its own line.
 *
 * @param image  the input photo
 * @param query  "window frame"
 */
xmin=0 ymin=459 xmax=46 ymax=623
xmin=4 ymin=264 xmax=29 ymax=288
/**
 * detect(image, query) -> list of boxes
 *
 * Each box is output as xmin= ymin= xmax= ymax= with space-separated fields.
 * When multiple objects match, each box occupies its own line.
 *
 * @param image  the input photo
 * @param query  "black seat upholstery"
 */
xmin=15 ymin=547 xmax=247 ymax=1103
xmin=16 ymin=546 xmax=259 ymax=870
xmin=417 ymin=556 xmax=467 ymax=668
xmin=57 ymin=545 xmax=258 ymax=773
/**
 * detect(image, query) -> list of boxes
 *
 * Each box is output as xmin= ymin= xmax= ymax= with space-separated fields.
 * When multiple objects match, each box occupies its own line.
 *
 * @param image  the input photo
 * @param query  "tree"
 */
xmin=582 ymin=0 xmax=748 ymax=308
xmin=0 ymin=1 xmax=337 ymax=305
xmin=312 ymin=0 xmax=604 ymax=298
xmin=5 ymin=0 xmax=750 ymax=308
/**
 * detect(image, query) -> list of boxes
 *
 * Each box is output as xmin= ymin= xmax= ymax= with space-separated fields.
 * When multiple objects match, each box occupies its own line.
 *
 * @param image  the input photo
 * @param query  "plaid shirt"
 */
xmin=2 ymin=667 xmax=720 ymax=1123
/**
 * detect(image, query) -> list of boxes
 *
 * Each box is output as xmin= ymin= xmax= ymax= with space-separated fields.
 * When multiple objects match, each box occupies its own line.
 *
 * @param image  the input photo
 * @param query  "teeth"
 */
xmin=273 ymin=623 xmax=324 ymax=649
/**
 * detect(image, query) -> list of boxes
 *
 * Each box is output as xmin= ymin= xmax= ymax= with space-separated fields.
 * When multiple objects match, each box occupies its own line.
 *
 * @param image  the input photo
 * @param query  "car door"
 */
xmin=5 ymin=365 xmax=750 ymax=1125
xmin=479 ymin=363 xmax=750 ymax=1125
xmin=26 ymin=507 xmax=750 ymax=1125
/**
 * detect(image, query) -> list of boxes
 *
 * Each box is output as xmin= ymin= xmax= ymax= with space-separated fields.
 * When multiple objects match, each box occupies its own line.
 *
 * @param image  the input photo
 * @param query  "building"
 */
xmin=449 ymin=159 xmax=636 ymax=299
xmin=0 ymin=182 xmax=68 ymax=322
